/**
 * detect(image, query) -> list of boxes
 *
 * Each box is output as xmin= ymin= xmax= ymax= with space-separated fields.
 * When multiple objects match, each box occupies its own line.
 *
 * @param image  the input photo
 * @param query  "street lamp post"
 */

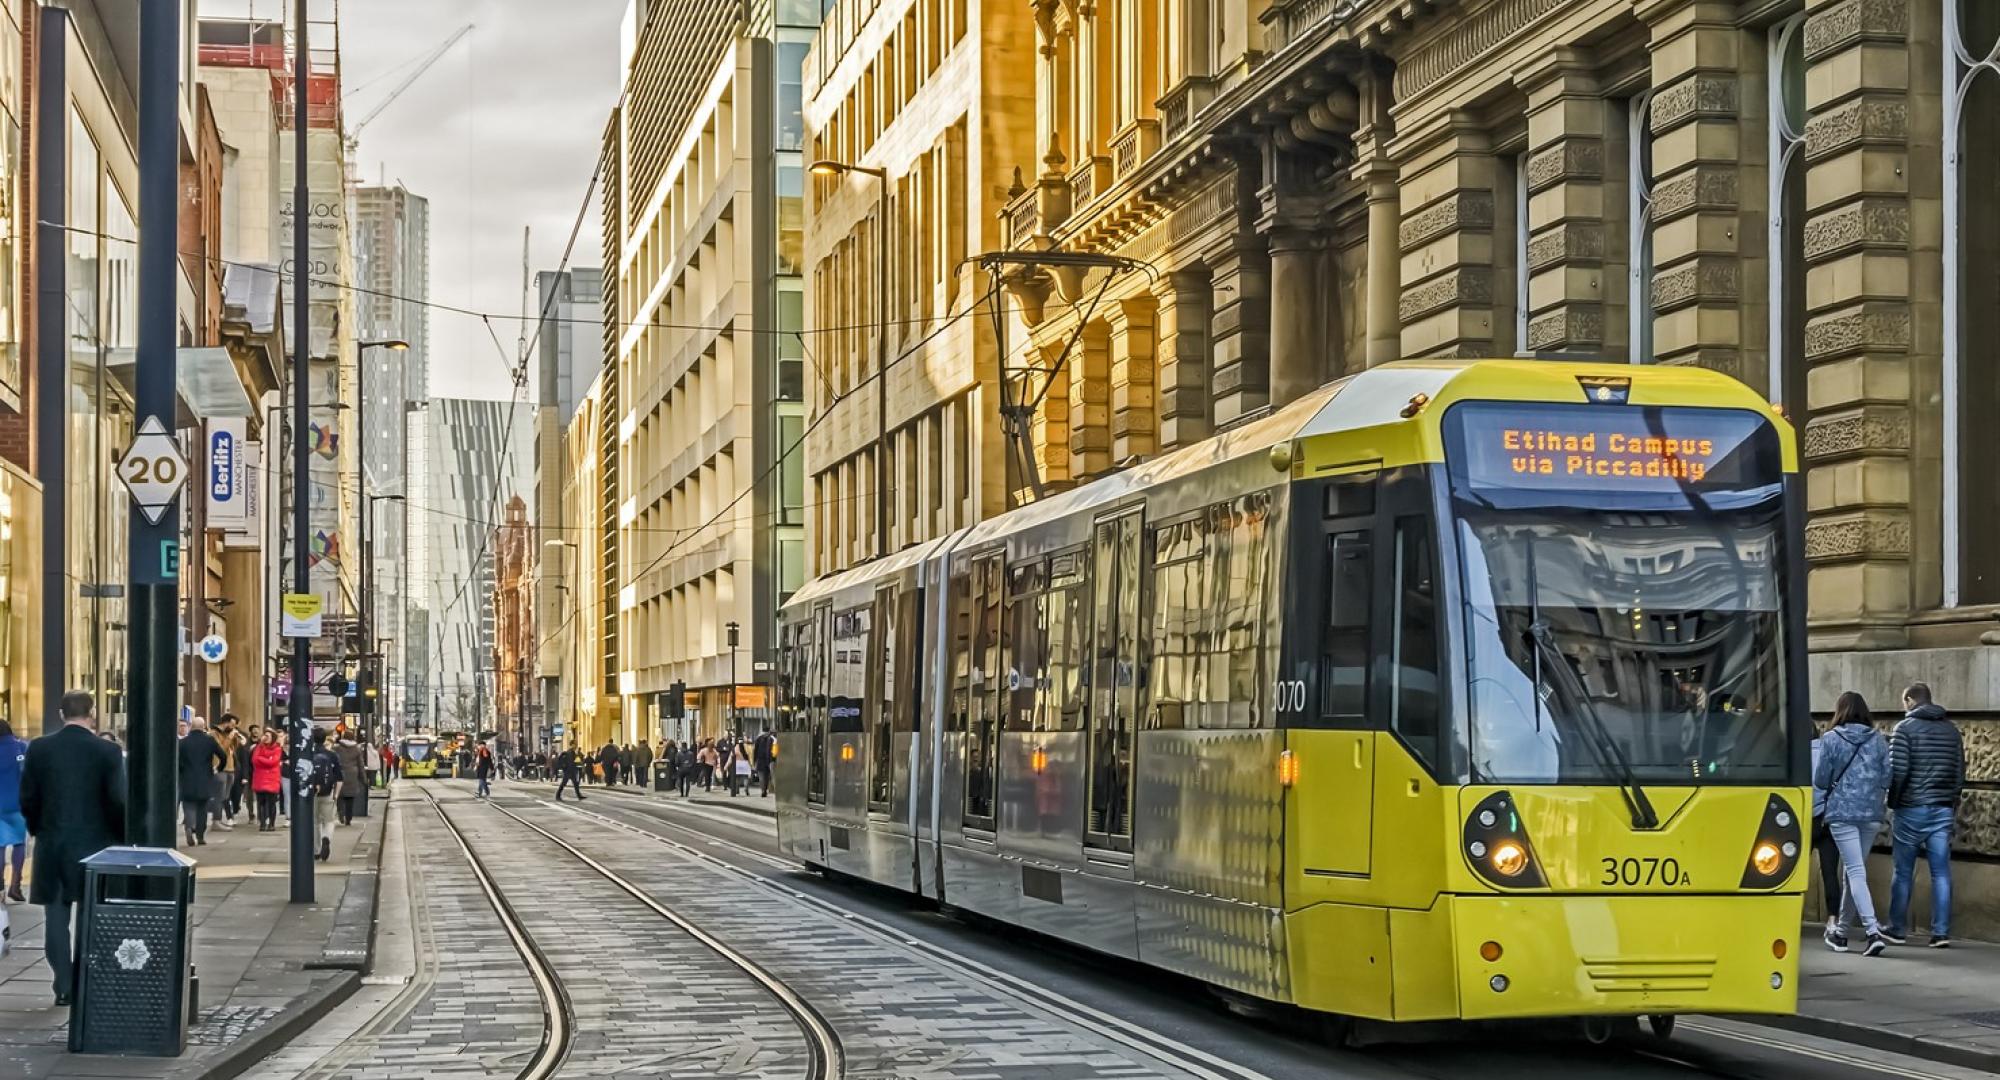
xmin=726 ymin=620 xmax=741 ymax=737
xmin=364 ymin=492 xmax=405 ymax=746
xmin=808 ymin=159 xmax=891 ymax=560
xmin=544 ymin=539 xmax=575 ymax=749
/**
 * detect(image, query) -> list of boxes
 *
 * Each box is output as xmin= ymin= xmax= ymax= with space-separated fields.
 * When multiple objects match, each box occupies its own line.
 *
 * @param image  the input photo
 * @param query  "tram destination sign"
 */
xmin=1445 ymin=403 xmax=1779 ymax=494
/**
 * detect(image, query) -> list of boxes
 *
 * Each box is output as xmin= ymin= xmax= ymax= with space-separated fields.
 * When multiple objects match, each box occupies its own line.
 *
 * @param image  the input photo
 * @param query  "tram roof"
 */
xmin=784 ymin=359 xmax=1776 ymax=610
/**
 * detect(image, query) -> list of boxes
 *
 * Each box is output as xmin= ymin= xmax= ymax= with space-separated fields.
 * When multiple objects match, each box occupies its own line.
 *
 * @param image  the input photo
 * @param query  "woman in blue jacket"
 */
xmin=0 ymin=719 xmax=28 ymax=902
xmin=1815 ymin=692 xmax=1893 ymax=956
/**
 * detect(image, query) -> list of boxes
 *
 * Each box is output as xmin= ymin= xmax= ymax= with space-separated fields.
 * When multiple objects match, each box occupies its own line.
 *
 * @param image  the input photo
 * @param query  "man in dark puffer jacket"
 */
xmin=1883 ymin=681 xmax=1966 ymax=947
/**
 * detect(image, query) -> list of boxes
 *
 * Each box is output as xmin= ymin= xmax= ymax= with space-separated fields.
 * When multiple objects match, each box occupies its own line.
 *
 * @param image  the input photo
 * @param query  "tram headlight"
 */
xmin=1463 ymin=791 xmax=1547 ymax=888
xmin=1489 ymin=840 xmax=1530 ymax=877
xmin=1739 ymin=793 xmax=1804 ymax=889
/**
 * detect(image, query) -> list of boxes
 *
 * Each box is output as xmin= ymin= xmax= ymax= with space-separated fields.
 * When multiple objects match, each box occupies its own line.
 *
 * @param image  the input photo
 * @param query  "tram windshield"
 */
xmin=403 ymin=739 xmax=434 ymax=762
xmin=1444 ymin=401 xmax=1792 ymax=786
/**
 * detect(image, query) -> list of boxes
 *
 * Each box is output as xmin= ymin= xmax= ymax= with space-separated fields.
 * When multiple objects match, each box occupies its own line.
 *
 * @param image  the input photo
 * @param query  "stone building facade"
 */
xmin=996 ymin=0 xmax=1999 ymax=899
xmin=596 ymin=0 xmax=815 ymax=743
xmin=800 ymin=0 xmax=1035 ymax=575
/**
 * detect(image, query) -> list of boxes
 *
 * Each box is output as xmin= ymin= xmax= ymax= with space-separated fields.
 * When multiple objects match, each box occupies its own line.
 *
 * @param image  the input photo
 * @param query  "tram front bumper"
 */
xmin=1449 ymin=892 xmax=1801 ymax=1020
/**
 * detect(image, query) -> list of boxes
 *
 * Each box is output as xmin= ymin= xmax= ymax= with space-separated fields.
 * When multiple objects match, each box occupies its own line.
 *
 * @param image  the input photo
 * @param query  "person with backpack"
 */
xmin=309 ymin=731 xmax=343 ymax=862
xmin=1816 ymin=691 xmax=1893 ymax=956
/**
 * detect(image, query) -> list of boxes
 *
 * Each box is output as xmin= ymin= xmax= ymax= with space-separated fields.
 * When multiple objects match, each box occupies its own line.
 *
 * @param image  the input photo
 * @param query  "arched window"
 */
xmin=1946 ymin=0 xmax=2000 ymax=604
xmin=1768 ymin=14 xmax=1807 ymax=410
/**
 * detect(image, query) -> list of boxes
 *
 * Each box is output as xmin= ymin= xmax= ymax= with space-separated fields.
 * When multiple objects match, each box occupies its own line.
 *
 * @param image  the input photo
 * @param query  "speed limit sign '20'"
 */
xmin=117 ymin=416 xmax=190 ymax=525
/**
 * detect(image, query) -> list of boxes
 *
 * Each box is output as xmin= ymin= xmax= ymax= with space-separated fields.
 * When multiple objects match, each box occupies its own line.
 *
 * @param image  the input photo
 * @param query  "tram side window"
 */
xmin=892 ymin=587 xmax=921 ymax=733
xmin=1004 ymin=560 xmax=1047 ymax=732
xmin=966 ymin=552 xmax=1004 ymax=826
xmin=1148 ymin=516 xmax=1208 ymax=731
xmin=1043 ymin=549 xmax=1089 ymax=732
xmin=1212 ymin=493 xmax=1271 ymax=730
xmin=830 ymin=606 xmax=870 ymax=734
xmin=948 ymin=562 xmax=972 ymax=733
xmin=806 ymin=607 xmax=828 ymax=803
xmin=1321 ymin=531 xmax=1372 ymax=724
xmin=869 ymin=588 xmax=896 ymax=808
xmin=1391 ymin=519 xmax=1442 ymax=767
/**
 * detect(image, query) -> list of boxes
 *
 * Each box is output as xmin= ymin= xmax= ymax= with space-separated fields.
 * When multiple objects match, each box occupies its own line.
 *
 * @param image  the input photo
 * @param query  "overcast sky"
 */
xmin=339 ymin=0 xmax=624 ymax=400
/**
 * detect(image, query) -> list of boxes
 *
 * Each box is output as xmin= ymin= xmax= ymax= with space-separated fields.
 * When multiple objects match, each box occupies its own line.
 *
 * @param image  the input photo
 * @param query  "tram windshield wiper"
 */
xmin=1520 ymin=535 xmax=1661 ymax=831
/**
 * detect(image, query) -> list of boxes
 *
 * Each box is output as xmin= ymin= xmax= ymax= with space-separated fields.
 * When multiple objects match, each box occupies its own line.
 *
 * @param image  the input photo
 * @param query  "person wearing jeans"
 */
xmin=1883 ymin=682 xmax=1966 ymax=947
xmin=1815 ymin=691 xmax=1892 ymax=956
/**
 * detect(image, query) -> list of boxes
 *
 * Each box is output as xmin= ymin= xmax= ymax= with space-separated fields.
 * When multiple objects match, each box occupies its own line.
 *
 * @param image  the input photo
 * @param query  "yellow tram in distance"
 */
xmin=400 ymin=735 xmax=440 ymax=779
xmin=774 ymin=359 xmax=1809 ymax=1029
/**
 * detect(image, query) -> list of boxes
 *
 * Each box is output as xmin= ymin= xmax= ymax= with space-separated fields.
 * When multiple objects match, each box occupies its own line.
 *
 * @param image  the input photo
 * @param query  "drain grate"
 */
xmin=1956 ymin=1011 xmax=2000 ymax=1030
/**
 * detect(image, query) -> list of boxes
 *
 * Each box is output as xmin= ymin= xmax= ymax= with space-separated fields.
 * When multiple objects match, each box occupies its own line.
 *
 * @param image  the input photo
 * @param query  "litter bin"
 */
xmin=655 ymin=766 xmax=674 ymax=792
xmin=70 ymin=847 xmax=196 ymax=1057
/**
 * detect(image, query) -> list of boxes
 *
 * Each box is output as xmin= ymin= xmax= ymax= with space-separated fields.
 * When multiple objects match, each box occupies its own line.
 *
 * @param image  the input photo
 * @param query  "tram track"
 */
xmin=464 ymin=793 xmax=844 ymax=1080
xmin=526 ymin=785 xmax=1285 ymax=1080
xmin=415 ymin=785 xmax=576 ymax=1080
xmin=540 ymin=783 xmax=1988 ymax=1080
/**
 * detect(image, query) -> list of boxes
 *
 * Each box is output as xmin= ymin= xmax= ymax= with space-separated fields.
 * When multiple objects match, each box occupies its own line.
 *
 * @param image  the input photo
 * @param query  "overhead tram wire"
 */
xmin=522 ymin=282 xmax=1001 ymax=678
xmin=39 ymin=220 xmax=1123 ymax=340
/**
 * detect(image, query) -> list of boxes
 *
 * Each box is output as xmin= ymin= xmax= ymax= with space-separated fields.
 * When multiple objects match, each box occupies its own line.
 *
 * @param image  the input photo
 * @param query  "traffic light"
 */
xmin=663 ymin=680 xmax=686 ymax=719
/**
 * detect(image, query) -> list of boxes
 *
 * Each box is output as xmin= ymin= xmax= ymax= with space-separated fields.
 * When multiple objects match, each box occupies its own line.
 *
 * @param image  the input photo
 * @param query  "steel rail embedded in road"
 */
xmin=532 ymin=788 xmax=1274 ymax=1080
xmin=476 ymin=794 xmax=845 ymax=1080
xmin=417 ymin=786 xmax=575 ymax=1080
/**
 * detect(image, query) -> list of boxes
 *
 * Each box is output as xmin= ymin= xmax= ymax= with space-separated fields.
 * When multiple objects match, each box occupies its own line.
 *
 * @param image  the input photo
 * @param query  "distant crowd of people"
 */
xmin=530 ymin=731 xmax=776 ymax=801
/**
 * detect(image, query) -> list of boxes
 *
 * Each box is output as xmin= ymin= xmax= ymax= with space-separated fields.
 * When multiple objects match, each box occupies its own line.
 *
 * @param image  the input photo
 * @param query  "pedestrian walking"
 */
xmin=251 ymin=730 xmax=283 ymax=830
xmin=1817 ymin=691 xmax=1892 ymax=957
xmin=0 ymin=719 xmax=28 ymax=902
xmin=334 ymin=731 xmax=367 ymax=826
xmin=20 ymin=691 xmax=125 ymax=1005
xmin=599 ymin=740 xmax=621 ymax=790
xmin=698 ymin=741 xmax=718 ymax=792
xmin=1883 ymin=682 xmax=1967 ymax=948
xmin=381 ymin=742 xmax=398 ymax=781
xmin=475 ymin=743 xmax=495 ymax=798
xmin=177 ymin=717 xmax=226 ymax=846
xmin=636 ymin=740 xmax=654 ymax=790
xmin=753 ymin=730 xmax=776 ymax=797
xmin=730 ymin=742 xmax=753 ymax=796
xmin=214 ymin=714 xmax=243 ymax=828
xmin=228 ymin=716 xmax=253 ymax=822
xmin=555 ymin=745 xmax=586 ymax=801
xmin=1809 ymin=731 xmax=1845 ymax=934
xmin=676 ymin=743 xmax=697 ymax=797
xmin=309 ymin=732 xmax=342 ymax=862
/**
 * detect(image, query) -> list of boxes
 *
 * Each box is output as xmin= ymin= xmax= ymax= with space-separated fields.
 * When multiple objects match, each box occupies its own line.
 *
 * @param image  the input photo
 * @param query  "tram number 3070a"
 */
xmin=1600 ymin=856 xmax=1691 ymax=887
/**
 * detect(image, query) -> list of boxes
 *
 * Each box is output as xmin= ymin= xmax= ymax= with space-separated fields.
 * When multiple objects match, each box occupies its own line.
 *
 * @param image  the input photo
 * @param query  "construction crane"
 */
xmin=345 ymin=22 xmax=474 ymax=155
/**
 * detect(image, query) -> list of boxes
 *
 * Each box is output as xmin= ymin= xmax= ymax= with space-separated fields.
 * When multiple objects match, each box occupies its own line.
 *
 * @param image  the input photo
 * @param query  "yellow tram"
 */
xmin=774 ymin=359 xmax=1809 ymax=1028
xmin=400 ymin=735 xmax=440 ymax=779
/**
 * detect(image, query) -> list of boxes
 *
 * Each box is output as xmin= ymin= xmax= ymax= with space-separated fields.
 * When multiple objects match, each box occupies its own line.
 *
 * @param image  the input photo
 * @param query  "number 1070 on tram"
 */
xmin=774 ymin=358 xmax=1809 ymax=1030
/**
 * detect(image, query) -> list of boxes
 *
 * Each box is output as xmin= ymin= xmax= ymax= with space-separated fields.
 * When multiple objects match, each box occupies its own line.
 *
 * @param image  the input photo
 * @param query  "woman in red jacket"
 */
xmin=251 ymin=730 xmax=284 ymax=831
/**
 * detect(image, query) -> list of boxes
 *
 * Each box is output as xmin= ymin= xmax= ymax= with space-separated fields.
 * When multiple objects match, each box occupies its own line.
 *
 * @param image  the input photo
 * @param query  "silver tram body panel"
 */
xmin=776 ymin=382 xmax=1375 ymax=1001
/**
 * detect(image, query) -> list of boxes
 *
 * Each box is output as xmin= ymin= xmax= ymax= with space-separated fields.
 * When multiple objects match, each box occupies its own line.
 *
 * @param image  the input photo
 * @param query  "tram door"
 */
xmin=1294 ymin=475 xmax=1377 ymax=879
xmin=1087 ymin=509 xmax=1143 ymax=851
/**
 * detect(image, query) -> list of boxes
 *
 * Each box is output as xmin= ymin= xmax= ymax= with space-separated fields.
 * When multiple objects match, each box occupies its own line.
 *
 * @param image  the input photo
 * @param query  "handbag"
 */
xmin=1815 ymin=731 xmax=1866 ymax=812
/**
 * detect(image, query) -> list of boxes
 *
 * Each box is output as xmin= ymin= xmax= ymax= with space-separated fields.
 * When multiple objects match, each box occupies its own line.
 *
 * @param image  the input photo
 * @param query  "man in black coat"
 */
xmin=554 ymin=745 xmax=585 ymax=801
xmin=177 ymin=717 xmax=225 ymax=845
xmin=599 ymin=740 xmax=621 ymax=789
xmin=753 ymin=730 xmax=777 ymax=797
xmin=21 ymin=690 xmax=126 ymax=1005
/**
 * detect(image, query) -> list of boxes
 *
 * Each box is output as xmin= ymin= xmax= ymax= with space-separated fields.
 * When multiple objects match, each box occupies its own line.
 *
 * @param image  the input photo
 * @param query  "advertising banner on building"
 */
xmin=207 ymin=418 xmax=251 ymax=530
xmin=223 ymin=441 xmax=264 ymax=549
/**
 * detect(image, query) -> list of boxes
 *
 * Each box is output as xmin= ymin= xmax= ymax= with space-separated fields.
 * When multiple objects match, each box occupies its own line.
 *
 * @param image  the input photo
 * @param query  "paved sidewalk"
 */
xmin=1731 ymin=930 xmax=2000 ymax=1071
xmin=0 ymin=793 xmax=386 ymax=1080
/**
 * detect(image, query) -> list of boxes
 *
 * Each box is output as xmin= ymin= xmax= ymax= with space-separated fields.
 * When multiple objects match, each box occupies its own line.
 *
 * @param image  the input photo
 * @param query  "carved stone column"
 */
xmin=1154 ymin=267 xmax=1213 ymax=448
xmin=1207 ymin=234 xmax=1271 ymax=426
xmin=1517 ymin=48 xmax=1610 ymax=355
xmin=1030 ymin=341 xmax=1072 ymax=488
xmin=1266 ymin=227 xmax=1322 ymax=406
xmin=1640 ymin=0 xmax=1755 ymax=379
xmin=1350 ymin=60 xmax=1402 ymax=367
xmin=1393 ymin=110 xmax=1499 ymax=357
xmin=1797 ymin=0 xmax=1922 ymax=649
xmin=1068 ymin=320 xmax=1112 ymax=480
xmin=1106 ymin=296 xmax=1159 ymax=463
